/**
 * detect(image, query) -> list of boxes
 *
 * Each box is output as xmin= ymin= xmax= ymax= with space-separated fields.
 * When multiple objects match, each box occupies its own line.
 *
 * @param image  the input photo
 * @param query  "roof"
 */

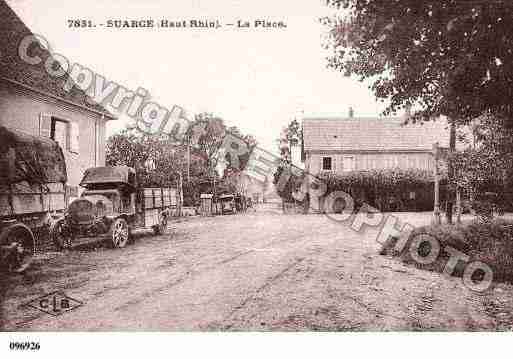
xmin=0 ymin=1 xmax=114 ymax=119
xmin=302 ymin=117 xmax=451 ymax=152
xmin=80 ymin=166 xmax=136 ymax=187
xmin=0 ymin=125 xmax=67 ymax=184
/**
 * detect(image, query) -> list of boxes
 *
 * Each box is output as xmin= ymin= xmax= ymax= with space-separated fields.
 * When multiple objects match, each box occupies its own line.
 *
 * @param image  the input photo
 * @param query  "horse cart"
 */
xmin=0 ymin=126 xmax=67 ymax=273
xmin=50 ymin=165 xmax=179 ymax=249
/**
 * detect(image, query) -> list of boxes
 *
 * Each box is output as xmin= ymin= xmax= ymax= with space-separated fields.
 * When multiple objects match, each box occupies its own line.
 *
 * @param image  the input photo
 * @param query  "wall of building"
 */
xmin=237 ymin=173 xmax=266 ymax=203
xmin=306 ymin=151 xmax=435 ymax=175
xmin=0 ymin=80 xmax=110 ymax=192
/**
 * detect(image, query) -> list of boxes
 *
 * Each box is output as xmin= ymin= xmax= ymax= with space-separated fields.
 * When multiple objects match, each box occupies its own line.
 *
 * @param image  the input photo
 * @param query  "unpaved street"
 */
xmin=2 ymin=205 xmax=513 ymax=331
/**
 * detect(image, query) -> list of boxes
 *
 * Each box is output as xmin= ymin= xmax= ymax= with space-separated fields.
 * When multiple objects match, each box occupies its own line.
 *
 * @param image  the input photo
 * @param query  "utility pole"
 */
xmin=446 ymin=121 xmax=456 ymax=225
xmin=177 ymin=170 xmax=183 ymax=217
xmin=433 ymin=142 xmax=441 ymax=225
xmin=187 ymin=139 xmax=191 ymax=183
xmin=456 ymin=188 xmax=462 ymax=224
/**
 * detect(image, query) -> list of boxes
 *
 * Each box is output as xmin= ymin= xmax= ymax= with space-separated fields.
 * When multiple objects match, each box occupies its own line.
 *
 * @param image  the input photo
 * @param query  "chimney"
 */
xmin=348 ymin=106 xmax=354 ymax=118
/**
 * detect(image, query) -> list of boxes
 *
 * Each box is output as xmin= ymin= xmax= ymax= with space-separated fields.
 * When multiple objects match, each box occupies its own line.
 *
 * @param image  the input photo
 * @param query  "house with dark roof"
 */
xmin=302 ymin=115 xmax=451 ymax=176
xmin=0 ymin=0 xmax=115 ymax=195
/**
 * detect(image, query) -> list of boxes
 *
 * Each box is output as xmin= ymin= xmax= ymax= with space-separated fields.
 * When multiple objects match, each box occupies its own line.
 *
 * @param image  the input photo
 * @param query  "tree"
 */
xmin=272 ymin=162 xmax=307 ymax=210
xmin=324 ymin=0 xmax=513 ymax=127
xmin=278 ymin=119 xmax=303 ymax=161
xmin=226 ymin=126 xmax=258 ymax=148
xmin=187 ymin=113 xmax=227 ymax=172
xmin=106 ymin=128 xmax=209 ymax=205
xmin=451 ymin=114 xmax=513 ymax=221
xmin=106 ymin=129 xmax=148 ymax=169
xmin=325 ymin=0 xmax=513 ymax=223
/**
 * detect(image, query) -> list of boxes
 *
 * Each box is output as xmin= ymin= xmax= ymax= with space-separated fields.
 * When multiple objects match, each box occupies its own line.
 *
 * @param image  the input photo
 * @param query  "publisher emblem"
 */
xmin=23 ymin=291 xmax=84 ymax=317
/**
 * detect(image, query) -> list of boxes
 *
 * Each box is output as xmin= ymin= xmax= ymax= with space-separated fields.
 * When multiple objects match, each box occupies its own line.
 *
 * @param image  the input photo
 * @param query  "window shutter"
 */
xmin=39 ymin=114 xmax=52 ymax=138
xmin=69 ymin=121 xmax=80 ymax=153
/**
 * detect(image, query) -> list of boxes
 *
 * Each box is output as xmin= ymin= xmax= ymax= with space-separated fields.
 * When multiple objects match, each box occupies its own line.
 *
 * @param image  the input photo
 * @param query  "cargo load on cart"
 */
xmin=0 ymin=126 xmax=67 ymax=273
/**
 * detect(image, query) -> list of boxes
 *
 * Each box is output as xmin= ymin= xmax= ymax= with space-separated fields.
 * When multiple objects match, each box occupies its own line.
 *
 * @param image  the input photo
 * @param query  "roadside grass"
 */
xmin=380 ymin=218 xmax=513 ymax=284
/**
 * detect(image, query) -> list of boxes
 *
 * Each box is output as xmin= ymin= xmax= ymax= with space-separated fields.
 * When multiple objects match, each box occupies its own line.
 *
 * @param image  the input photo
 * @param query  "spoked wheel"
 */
xmin=3 ymin=228 xmax=34 ymax=274
xmin=50 ymin=219 xmax=73 ymax=251
xmin=108 ymin=218 xmax=129 ymax=248
xmin=153 ymin=214 xmax=168 ymax=235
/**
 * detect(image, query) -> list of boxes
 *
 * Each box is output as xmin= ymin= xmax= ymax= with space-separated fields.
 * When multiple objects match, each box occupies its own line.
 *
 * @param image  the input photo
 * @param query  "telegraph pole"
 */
xmin=177 ymin=170 xmax=183 ymax=217
xmin=187 ymin=139 xmax=191 ymax=183
xmin=446 ymin=121 xmax=456 ymax=224
xmin=433 ymin=142 xmax=441 ymax=225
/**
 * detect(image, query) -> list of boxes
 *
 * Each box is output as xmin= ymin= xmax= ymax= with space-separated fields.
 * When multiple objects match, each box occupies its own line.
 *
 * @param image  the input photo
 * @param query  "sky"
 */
xmin=7 ymin=0 xmax=388 ymax=153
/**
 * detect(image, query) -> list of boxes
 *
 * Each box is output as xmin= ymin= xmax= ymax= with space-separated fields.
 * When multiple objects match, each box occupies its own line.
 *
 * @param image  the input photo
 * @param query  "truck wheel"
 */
xmin=50 ymin=219 xmax=73 ymax=251
xmin=2 ymin=227 xmax=34 ymax=274
xmin=153 ymin=214 xmax=168 ymax=236
xmin=108 ymin=218 xmax=129 ymax=248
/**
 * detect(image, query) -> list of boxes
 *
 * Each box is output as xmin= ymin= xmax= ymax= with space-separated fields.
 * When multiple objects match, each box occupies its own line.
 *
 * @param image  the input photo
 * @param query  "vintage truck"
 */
xmin=50 ymin=165 xmax=180 ymax=249
xmin=0 ymin=126 xmax=67 ymax=273
xmin=218 ymin=194 xmax=237 ymax=215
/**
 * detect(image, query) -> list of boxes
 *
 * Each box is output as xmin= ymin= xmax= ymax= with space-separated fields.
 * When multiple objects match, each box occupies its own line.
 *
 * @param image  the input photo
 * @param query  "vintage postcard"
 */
xmin=0 ymin=0 xmax=512 ymax=357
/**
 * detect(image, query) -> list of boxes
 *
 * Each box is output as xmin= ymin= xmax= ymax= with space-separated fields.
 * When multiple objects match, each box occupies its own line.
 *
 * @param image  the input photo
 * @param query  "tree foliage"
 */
xmin=451 ymin=114 xmax=513 ymax=220
xmin=277 ymin=119 xmax=303 ymax=160
xmin=324 ymin=0 xmax=513 ymax=126
xmin=106 ymin=128 xmax=209 ymax=204
xmin=272 ymin=163 xmax=305 ymax=203
xmin=107 ymin=116 xmax=259 ymax=206
xmin=186 ymin=113 xmax=227 ymax=172
xmin=187 ymin=114 xmax=257 ymax=176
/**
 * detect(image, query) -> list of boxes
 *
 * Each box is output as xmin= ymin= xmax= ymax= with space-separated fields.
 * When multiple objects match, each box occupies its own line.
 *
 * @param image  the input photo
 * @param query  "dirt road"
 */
xmin=2 ymin=206 xmax=513 ymax=331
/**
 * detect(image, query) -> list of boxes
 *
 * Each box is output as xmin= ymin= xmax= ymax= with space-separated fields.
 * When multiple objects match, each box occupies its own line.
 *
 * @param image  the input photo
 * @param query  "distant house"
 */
xmin=238 ymin=172 xmax=268 ymax=204
xmin=224 ymin=170 xmax=266 ymax=204
xmin=302 ymin=116 xmax=451 ymax=176
xmin=0 ymin=1 xmax=115 ymax=197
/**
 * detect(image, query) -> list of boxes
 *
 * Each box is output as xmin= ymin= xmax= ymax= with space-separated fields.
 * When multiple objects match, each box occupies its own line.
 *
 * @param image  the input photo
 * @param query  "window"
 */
xmin=40 ymin=114 xmax=79 ymax=154
xmin=322 ymin=157 xmax=332 ymax=171
xmin=342 ymin=156 xmax=355 ymax=172
xmin=51 ymin=118 xmax=67 ymax=148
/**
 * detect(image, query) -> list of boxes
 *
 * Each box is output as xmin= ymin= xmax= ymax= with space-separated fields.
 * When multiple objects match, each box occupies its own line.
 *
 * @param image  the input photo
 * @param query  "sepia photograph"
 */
xmin=0 ymin=0 xmax=512 ymax=357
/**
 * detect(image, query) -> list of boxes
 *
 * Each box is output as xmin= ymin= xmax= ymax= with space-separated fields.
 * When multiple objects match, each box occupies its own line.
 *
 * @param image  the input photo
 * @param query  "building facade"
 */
xmin=302 ymin=116 xmax=452 ymax=212
xmin=237 ymin=172 xmax=268 ymax=204
xmin=302 ymin=117 xmax=451 ymax=176
xmin=0 ymin=1 xmax=115 ymax=195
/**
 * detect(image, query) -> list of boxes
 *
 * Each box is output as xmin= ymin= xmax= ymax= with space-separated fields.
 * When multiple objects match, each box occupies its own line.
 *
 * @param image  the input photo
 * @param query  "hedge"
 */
xmin=319 ymin=168 xmax=444 ymax=212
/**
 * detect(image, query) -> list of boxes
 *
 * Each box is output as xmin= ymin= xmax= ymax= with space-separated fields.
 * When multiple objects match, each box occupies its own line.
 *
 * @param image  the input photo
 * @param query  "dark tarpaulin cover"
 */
xmin=0 ymin=126 xmax=67 ymax=185
xmin=80 ymin=166 xmax=136 ymax=187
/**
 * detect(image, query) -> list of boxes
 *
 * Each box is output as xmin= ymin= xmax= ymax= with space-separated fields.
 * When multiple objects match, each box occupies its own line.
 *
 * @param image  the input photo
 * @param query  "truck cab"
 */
xmin=51 ymin=166 xmax=176 ymax=250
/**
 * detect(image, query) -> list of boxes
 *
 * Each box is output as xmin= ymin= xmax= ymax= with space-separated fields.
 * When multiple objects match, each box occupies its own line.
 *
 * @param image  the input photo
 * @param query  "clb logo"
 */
xmin=23 ymin=291 xmax=84 ymax=317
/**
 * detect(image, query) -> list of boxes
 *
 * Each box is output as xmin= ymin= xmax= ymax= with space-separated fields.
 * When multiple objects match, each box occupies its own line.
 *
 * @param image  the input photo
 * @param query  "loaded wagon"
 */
xmin=50 ymin=165 xmax=180 ymax=249
xmin=218 ymin=194 xmax=237 ymax=215
xmin=0 ymin=126 xmax=67 ymax=273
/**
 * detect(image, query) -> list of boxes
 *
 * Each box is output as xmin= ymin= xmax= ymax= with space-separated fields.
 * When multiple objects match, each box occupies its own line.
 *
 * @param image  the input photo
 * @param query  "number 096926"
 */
xmin=9 ymin=342 xmax=40 ymax=351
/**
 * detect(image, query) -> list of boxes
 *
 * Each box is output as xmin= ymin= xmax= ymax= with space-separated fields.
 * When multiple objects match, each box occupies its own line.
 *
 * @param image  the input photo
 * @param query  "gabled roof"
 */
xmin=0 ymin=1 xmax=114 ymax=119
xmin=302 ymin=117 xmax=451 ymax=152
